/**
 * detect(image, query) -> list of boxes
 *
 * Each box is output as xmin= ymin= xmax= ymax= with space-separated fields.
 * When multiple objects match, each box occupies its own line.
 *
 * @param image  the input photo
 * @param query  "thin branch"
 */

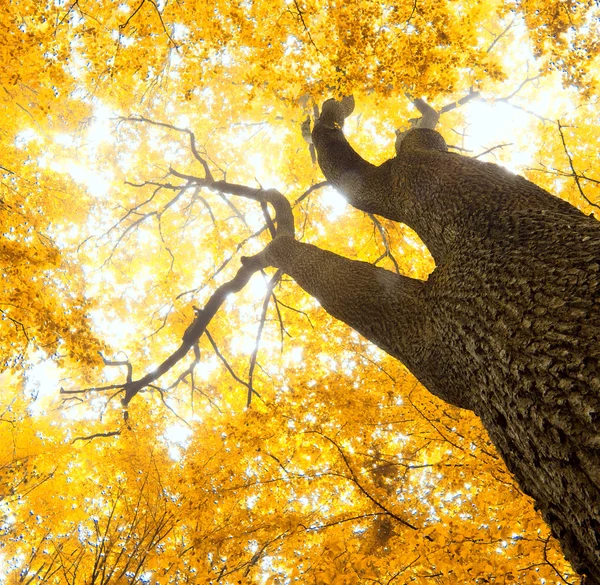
xmin=119 ymin=0 xmax=179 ymax=49
xmin=121 ymin=116 xmax=213 ymax=180
xmin=205 ymin=329 xmax=255 ymax=396
xmin=497 ymin=74 xmax=542 ymax=102
xmin=63 ymin=257 xmax=270 ymax=411
xmin=273 ymin=297 xmax=314 ymax=329
xmin=72 ymin=431 xmax=121 ymax=444
xmin=439 ymin=89 xmax=481 ymax=115
xmin=485 ymin=18 xmax=515 ymax=54
xmin=293 ymin=180 xmax=328 ymax=204
xmin=303 ymin=512 xmax=384 ymax=532
xmin=270 ymin=291 xmax=291 ymax=347
xmin=148 ymin=384 xmax=191 ymax=427
xmin=67 ymin=119 xmax=303 ymax=412
xmin=527 ymin=165 xmax=600 ymax=186
xmin=542 ymin=536 xmax=575 ymax=585
xmin=291 ymin=0 xmax=322 ymax=54
xmin=101 ymin=355 xmax=133 ymax=383
xmin=247 ymin=270 xmax=282 ymax=407
xmin=306 ymin=430 xmax=420 ymax=531
xmin=369 ymin=214 xmax=400 ymax=274
xmin=0 ymin=309 xmax=30 ymax=342
xmin=557 ymin=121 xmax=600 ymax=211
xmin=474 ymin=143 xmax=513 ymax=159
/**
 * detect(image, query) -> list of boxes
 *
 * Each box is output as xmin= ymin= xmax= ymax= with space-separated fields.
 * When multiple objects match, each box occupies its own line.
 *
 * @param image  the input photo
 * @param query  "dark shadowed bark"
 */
xmin=258 ymin=100 xmax=600 ymax=582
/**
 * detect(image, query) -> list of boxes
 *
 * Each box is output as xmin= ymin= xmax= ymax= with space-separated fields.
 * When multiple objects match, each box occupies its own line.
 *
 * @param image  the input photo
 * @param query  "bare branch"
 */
xmin=121 ymin=116 xmax=213 ymax=180
xmin=497 ymin=74 xmax=542 ymax=102
xmin=63 ymin=257 xmax=271 ymax=410
xmin=118 ymin=1 xmax=179 ymax=50
xmin=293 ymin=180 xmax=328 ymax=204
xmin=369 ymin=214 xmax=401 ymax=274
xmin=439 ymin=89 xmax=481 ymax=115
xmin=72 ymin=430 xmax=121 ymax=444
xmin=205 ymin=329 xmax=255 ymax=397
xmin=247 ymin=270 xmax=283 ymax=407
xmin=68 ymin=118 xmax=302 ymax=412
xmin=557 ymin=121 xmax=600 ymax=211
xmin=306 ymin=430 xmax=420 ymax=531
xmin=101 ymin=354 xmax=133 ymax=383
xmin=474 ymin=143 xmax=513 ymax=159
xmin=166 ymin=169 xmax=295 ymax=237
xmin=485 ymin=18 xmax=516 ymax=54
xmin=291 ymin=0 xmax=321 ymax=54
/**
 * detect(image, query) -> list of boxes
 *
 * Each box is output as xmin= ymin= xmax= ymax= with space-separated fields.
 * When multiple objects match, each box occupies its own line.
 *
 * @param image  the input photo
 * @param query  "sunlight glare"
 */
xmin=462 ymin=100 xmax=534 ymax=172
xmin=25 ymin=355 xmax=61 ymax=415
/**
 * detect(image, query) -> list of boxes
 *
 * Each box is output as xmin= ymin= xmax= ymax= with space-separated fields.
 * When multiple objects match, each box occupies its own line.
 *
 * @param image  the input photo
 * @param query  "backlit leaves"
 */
xmin=1 ymin=0 xmax=598 ymax=583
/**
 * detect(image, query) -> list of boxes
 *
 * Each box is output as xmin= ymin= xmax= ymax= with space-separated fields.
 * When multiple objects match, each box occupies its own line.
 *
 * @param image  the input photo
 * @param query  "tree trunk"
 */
xmin=261 ymin=103 xmax=600 ymax=582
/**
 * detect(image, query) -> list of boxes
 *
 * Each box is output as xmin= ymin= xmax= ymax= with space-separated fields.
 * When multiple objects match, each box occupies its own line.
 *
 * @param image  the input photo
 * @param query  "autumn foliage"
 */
xmin=1 ymin=0 xmax=599 ymax=583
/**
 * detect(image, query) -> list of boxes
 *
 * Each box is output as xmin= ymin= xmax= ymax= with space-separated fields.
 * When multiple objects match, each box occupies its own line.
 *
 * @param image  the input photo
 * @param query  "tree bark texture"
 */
xmin=262 ymin=104 xmax=600 ymax=581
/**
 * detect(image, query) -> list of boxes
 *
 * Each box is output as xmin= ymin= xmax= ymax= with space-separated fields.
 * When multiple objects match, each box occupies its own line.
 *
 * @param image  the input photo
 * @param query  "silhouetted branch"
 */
xmin=306 ymin=430 xmax=420 ymax=531
xmin=270 ymin=291 xmax=291 ymax=347
xmin=247 ymin=270 xmax=283 ymax=406
xmin=439 ymin=89 xmax=481 ymax=115
xmin=291 ymin=0 xmax=321 ymax=54
xmin=63 ymin=256 xmax=270 ymax=411
xmin=557 ymin=121 xmax=600 ymax=211
xmin=485 ymin=18 xmax=516 ymax=54
xmin=72 ymin=430 xmax=121 ymax=443
xmin=542 ymin=535 xmax=576 ymax=585
xmin=101 ymin=354 xmax=133 ymax=382
xmin=293 ymin=180 xmax=328 ymax=204
xmin=66 ymin=118 xmax=306 ymax=413
xmin=273 ymin=297 xmax=314 ymax=329
xmin=369 ymin=214 xmax=401 ymax=274
xmin=474 ymin=143 xmax=513 ymax=159
xmin=0 ymin=310 xmax=30 ymax=342
xmin=118 ymin=0 xmax=178 ymax=51
xmin=498 ymin=74 xmax=542 ymax=102
xmin=205 ymin=329 xmax=256 ymax=398
xmin=121 ymin=116 xmax=213 ymax=180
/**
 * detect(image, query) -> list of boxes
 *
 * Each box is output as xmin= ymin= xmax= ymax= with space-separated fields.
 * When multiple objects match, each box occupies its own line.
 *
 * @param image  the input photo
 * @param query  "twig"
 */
xmin=205 ymin=329 xmax=255 ymax=397
xmin=557 ymin=121 xmax=600 ymax=210
xmin=293 ymin=180 xmax=328 ymax=205
xmin=121 ymin=116 xmax=212 ymax=180
xmin=439 ymin=89 xmax=481 ymax=115
xmin=474 ymin=143 xmax=512 ymax=159
xmin=485 ymin=18 xmax=516 ymax=54
xmin=291 ymin=0 xmax=322 ymax=54
xmin=247 ymin=270 xmax=282 ymax=406
xmin=497 ymin=74 xmax=542 ymax=102
xmin=542 ymin=536 xmax=575 ymax=585
xmin=306 ymin=430 xmax=420 ymax=531
xmin=119 ymin=0 xmax=179 ymax=49
xmin=72 ymin=430 xmax=121 ymax=443
xmin=369 ymin=214 xmax=400 ymax=273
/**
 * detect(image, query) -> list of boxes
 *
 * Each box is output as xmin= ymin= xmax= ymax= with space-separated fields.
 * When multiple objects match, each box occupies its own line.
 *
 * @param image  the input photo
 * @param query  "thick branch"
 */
xmin=120 ymin=259 xmax=267 ymax=407
xmin=254 ymin=236 xmax=429 ymax=381
xmin=311 ymin=106 xmax=397 ymax=219
xmin=168 ymin=169 xmax=294 ymax=237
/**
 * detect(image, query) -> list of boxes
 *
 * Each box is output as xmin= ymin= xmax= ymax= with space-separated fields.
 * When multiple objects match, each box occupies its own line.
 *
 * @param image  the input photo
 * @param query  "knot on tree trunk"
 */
xmin=318 ymin=96 xmax=355 ymax=129
xmin=395 ymin=128 xmax=448 ymax=154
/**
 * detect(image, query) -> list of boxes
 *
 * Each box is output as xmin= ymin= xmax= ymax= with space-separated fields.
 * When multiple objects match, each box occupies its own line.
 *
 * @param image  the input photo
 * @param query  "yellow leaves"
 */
xmin=0 ymin=0 xmax=596 ymax=583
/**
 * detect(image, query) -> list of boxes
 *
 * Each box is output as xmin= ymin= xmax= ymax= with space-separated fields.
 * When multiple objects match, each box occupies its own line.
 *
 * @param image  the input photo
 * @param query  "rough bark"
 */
xmin=261 ymin=102 xmax=600 ymax=582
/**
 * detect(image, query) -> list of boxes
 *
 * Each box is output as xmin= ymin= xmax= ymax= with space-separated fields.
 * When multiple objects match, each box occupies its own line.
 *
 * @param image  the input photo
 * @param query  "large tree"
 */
xmin=247 ymin=97 xmax=600 ymax=580
xmin=103 ymin=94 xmax=600 ymax=581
